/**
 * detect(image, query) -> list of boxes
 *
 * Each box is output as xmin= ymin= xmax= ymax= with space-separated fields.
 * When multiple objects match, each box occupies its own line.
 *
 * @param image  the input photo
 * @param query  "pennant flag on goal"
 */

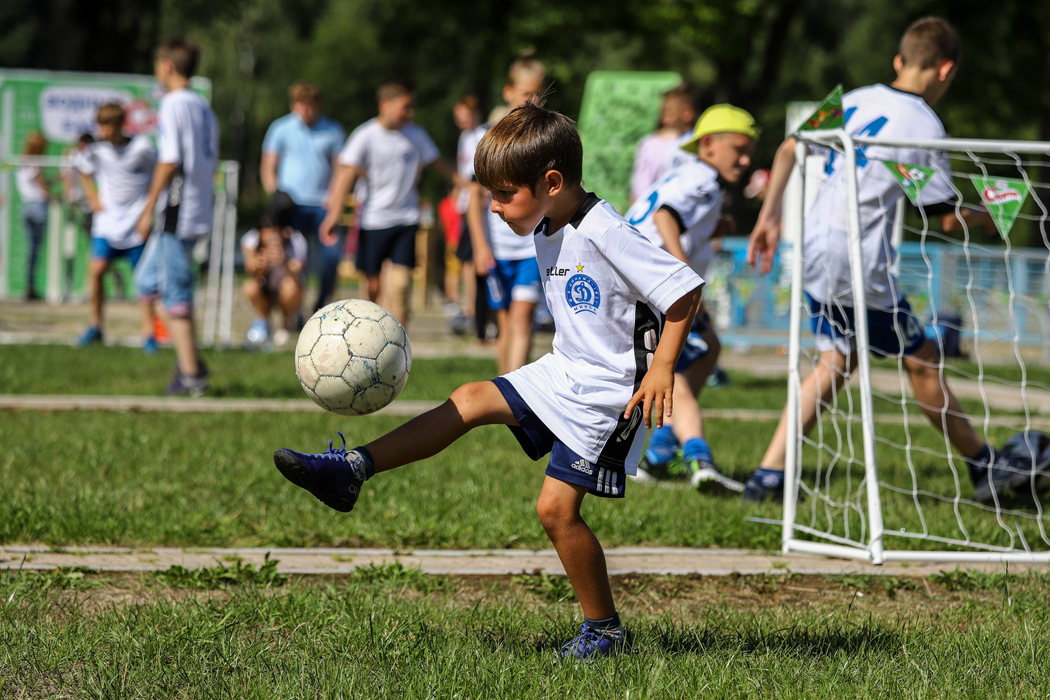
xmin=798 ymin=85 xmax=844 ymax=131
xmin=882 ymin=161 xmax=936 ymax=205
xmin=971 ymin=175 xmax=1029 ymax=239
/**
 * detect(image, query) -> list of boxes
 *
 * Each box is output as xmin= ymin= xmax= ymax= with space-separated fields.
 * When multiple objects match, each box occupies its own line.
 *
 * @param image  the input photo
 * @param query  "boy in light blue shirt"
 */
xmin=261 ymin=83 xmax=345 ymax=312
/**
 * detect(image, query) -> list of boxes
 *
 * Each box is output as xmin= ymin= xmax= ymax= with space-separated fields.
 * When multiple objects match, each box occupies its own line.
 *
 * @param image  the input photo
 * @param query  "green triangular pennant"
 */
xmin=798 ymin=85 xmax=844 ymax=131
xmin=971 ymin=175 xmax=1029 ymax=239
xmin=882 ymin=161 xmax=936 ymax=205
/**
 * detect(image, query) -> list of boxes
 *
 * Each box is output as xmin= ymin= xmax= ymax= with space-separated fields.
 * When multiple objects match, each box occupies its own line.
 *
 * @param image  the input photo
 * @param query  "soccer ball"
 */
xmin=294 ymin=300 xmax=412 ymax=416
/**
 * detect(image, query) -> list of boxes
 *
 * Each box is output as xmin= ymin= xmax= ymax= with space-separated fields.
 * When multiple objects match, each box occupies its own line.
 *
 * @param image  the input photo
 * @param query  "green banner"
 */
xmin=971 ymin=175 xmax=1029 ymax=239
xmin=882 ymin=161 xmax=935 ymax=205
xmin=798 ymin=85 xmax=844 ymax=132
xmin=578 ymin=71 xmax=682 ymax=213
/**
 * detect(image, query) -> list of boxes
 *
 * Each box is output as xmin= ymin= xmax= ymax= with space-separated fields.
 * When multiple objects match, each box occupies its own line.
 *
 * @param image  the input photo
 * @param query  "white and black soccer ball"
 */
xmin=294 ymin=300 xmax=412 ymax=416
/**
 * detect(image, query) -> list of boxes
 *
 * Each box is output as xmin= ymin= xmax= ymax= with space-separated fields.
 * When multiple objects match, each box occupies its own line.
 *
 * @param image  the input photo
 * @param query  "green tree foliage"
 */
xmin=1 ymin=0 xmax=1047 ymax=216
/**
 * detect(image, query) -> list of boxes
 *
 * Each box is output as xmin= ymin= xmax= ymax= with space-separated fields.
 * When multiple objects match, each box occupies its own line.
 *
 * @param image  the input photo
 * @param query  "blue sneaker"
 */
xmin=743 ymin=468 xmax=786 ymax=502
xmin=273 ymin=433 xmax=364 ymax=513
xmin=143 ymin=336 xmax=158 ymax=355
xmin=76 ymin=326 xmax=103 ymax=347
xmin=560 ymin=624 xmax=632 ymax=660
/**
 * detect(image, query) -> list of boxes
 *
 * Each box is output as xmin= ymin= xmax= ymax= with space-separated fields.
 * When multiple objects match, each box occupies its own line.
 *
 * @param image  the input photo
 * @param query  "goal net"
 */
xmin=782 ymin=131 xmax=1050 ymax=563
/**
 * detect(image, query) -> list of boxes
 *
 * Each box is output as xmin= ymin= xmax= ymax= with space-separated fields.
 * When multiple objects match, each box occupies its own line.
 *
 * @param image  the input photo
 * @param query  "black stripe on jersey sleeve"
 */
xmin=658 ymin=204 xmax=686 ymax=236
xmin=595 ymin=301 xmax=660 ymax=472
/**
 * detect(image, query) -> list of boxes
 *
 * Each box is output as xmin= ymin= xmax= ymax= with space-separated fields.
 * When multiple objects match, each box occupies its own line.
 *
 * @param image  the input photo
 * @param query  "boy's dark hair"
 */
xmin=456 ymin=94 xmax=479 ymax=112
xmin=258 ymin=213 xmax=280 ymax=230
xmin=268 ymin=190 xmax=296 ymax=229
xmin=156 ymin=37 xmax=201 ymax=78
xmin=474 ymin=103 xmax=582 ymax=192
xmin=899 ymin=17 xmax=961 ymax=69
xmin=78 ymin=133 xmax=95 ymax=146
xmin=377 ymin=79 xmax=414 ymax=103
xmin=96 ymin=103 xmax=125 ymax=127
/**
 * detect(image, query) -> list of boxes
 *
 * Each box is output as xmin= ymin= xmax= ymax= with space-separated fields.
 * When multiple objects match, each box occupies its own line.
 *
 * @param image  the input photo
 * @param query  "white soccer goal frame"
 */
xmin=0 ymin=155 xmax=239 ymax=348
xmin=782 ymin=131 xmax=1050 ymax=564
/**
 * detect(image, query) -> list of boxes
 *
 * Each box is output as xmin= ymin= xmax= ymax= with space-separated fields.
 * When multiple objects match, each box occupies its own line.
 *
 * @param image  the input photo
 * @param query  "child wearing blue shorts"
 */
xmin=274 ymin=103 xmax=703 ymax=659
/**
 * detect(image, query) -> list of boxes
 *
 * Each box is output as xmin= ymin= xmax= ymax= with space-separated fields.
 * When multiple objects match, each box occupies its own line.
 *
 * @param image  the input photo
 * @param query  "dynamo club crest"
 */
xmin=565 ymin=264 xmax=601 ymax=314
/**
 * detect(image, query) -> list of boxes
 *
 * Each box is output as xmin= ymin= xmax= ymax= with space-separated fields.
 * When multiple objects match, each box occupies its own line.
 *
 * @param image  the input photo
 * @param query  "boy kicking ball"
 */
xmin=625 ymin=104 xmax=758 ymax=494
xmin=274 ymin=104 xmax=703 ymax=659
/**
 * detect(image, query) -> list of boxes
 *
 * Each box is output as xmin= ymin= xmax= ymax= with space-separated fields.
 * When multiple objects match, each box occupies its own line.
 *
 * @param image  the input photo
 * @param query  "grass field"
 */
xmin=2 ymin=564 xmax=1049 ymax=698
xmin=2 ymin=344 xmax=1048 ymax=551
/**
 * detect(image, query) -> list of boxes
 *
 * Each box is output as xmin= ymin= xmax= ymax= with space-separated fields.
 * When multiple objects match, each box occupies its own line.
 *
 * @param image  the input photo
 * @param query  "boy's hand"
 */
xmin=624 ymin=362 xmax=674 ymax=429
xmin=136 ymin=209 xmax=153 ymax=239
xmin=318 ymin=215 xmax=340 ymax=247
xmin=747 ymin=215 xmax=780 ymax=276
xmin=473 ymin=242 xmax=496 ymax=275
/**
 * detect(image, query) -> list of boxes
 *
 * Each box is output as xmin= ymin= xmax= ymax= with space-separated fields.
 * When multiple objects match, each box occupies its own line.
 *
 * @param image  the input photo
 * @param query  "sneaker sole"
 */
xmin=273 ymin=450 xmax=356 ymax=513
xmin=691 ymin=467 xmax=745 ymax=494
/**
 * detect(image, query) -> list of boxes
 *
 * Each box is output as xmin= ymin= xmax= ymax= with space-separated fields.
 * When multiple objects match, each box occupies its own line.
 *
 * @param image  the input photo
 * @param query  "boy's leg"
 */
xmin=904 ymin=339 xmax=985 ymax=457
xmin=278 ymin=275 xmax=303 ymax=328
xmin=242 ymin=278 xmax=272 ymax=318
xmin=506 ymin=300 xmax=536 ymax=372
xmin=274 ymin=380 xmax=517 ymax=512
xmin=494 ymin=308 xmax=511 ymax=374
xmin=743 ymin=347 xmax=855 ymax=500
xmin=535 ymin=477 xmax=615 ymax=620
xmin=88 ymin=258 xmax=109 ymax=329
xmin=364 ymin=380 xmax=517 ymax=471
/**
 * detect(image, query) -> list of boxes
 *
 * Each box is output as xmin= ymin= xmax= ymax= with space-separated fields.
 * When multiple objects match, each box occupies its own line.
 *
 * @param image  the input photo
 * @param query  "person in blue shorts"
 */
xmin=273 ymin=104 xmax=704 ymax=659
xmin=73 ymin=103 xmax=159 ymax=350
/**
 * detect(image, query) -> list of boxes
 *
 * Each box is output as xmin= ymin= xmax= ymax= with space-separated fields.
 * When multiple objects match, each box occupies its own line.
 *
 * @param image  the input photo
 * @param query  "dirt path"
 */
xmin=2 ymin=545 xmax=1043 ymax=577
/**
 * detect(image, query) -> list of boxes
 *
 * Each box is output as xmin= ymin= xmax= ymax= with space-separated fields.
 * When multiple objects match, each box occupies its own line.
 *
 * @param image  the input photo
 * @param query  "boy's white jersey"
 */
xmin=74 ymin=136 xmax=157 ymax=248
xmin=661 ymin=132 xmax=699 ymax=177
xmin=804 ymin=83 xmax=954 ymax=308
xmin=156 ymin=88 xmax=220 ymax=239
xmin=625 ymin=160 xmax=724 ymax=278
xmin=456 ymin=124 xmax=489 ymax=213
xmin=503 ymin=194 xmax=703 ymax=472
xmin=338 ymin=118 xmax=440 ymax=230
xmin=484 ymin=200 xmax=535 ymax=261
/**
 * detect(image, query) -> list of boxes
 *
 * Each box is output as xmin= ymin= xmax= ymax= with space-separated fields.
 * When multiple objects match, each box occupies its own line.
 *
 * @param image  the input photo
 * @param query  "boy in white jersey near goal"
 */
xmin=136 ymin=37 xmax=219 ymax=396
xmin=74 ymin=103 xmax=158 ymax=351
xmin=745 ymin=17 xmax=1033 ymax=504
xmin=273 ymin=104 xmax=703 ymax=659
xmin=625 ymin=104 xmax=757 ymax=493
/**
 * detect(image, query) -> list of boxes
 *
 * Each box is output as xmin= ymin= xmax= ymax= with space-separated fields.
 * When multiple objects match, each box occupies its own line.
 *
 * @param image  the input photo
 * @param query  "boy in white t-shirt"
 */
xmin=625 ymin=104 xmax=757 ymax=494
xmin=74 ymin=103 xmax=158 ymax=350
xmin=136 ymin=37 xmax=219 ymax=396
xmin=320 ymin=80 xmax=463 ymax=325
xmin=274 ymin=104 xmax=703 ymax=659
xmin=745 ymin=17 xmax=1034 ymax=504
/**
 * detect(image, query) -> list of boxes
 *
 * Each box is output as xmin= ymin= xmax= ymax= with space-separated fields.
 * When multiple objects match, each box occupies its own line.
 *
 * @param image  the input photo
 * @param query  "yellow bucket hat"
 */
xmin=680 ymin=104 xmax=760 ymax=153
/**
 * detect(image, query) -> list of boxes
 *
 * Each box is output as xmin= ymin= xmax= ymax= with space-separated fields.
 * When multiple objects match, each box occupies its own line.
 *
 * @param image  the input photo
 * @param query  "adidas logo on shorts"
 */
xmin=570 ymin=459 xmax=594 ymax=475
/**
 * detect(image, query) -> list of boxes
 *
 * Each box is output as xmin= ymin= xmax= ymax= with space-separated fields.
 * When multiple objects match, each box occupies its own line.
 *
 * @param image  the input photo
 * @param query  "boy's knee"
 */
xmin=448 ymin=381 xmax=496 ymax=423
xmin=536 ymin=491 xmax=578 ymax=534
xmin=278 ymin=276 xmax=301 ymax=300
xmin=242 ymin=278 xmax=261 ymax=299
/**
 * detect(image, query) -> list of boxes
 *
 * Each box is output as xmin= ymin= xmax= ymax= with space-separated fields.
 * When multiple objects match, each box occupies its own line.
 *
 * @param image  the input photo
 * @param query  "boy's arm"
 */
xmin=78 ymin=173 xmax=102 ymax=213
xmin=624 ymin=284 xmax=702 ymax=429
xmin=939 ymin=206 xmax=996 ymax=234
xmin=467 ymin=183 xmax=495 ymax=273
xmin=429 ymin=158 xmax=468 ymax=188
xmin=260 ymin=152 xmax=279 ymax=195
xmin=242 ymin=245 xmax=262 ymax=277
xmin=747 ymin=136 xmax=797 ymax=276
xmin=135 ymin=162 xmax=178 ymax=239
xmin=319 ymin=163 xmax=360 ymax=246
xmin=652 ymin=208 xmax=688 ymax=264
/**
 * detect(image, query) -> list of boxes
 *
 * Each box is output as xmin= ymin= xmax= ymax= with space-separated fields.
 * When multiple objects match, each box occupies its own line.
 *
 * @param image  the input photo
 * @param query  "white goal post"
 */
xmin=782 ymin=131 xmax=1050 ymax=564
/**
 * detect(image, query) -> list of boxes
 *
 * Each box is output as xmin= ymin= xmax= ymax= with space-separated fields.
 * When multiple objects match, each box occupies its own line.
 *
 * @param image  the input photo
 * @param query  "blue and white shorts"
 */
xmin=492 ymin=376 xmax=626 ymax=498
xmin=808 ymin=294 xmax=926 ymax=358
xmin=486 ymin=257 xmax=543 ymax=311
